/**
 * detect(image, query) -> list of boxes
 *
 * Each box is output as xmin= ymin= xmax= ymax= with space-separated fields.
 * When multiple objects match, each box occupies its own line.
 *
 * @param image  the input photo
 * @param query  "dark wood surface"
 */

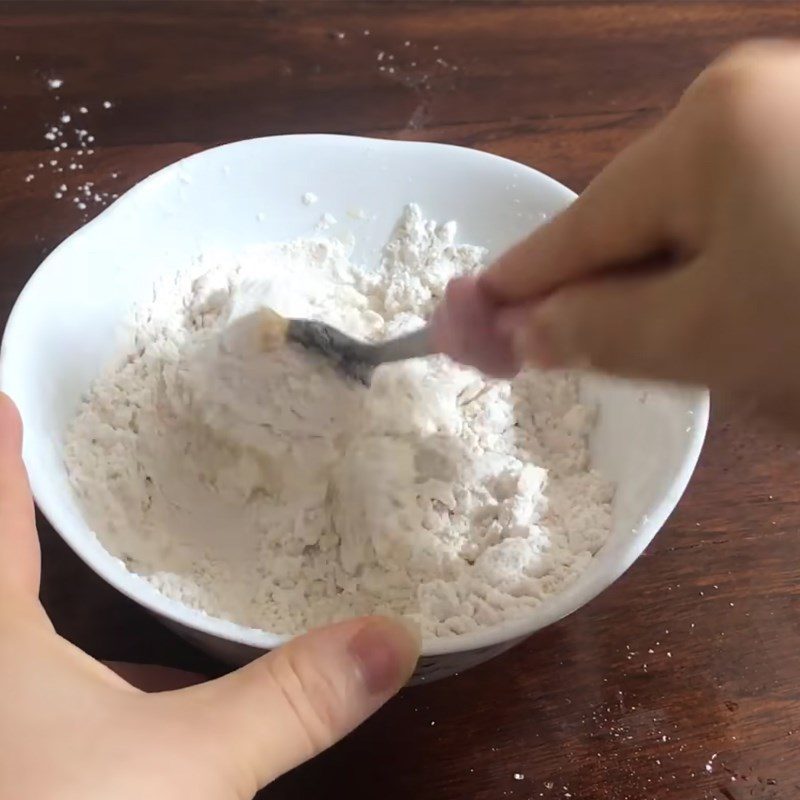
xmin=1 ymin=2 xmax=799 ymax=798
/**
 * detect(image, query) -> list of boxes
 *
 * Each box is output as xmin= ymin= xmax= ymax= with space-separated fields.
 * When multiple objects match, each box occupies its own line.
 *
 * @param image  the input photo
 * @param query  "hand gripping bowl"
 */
xmin=0 ymin=135 xmax=708 ymax=683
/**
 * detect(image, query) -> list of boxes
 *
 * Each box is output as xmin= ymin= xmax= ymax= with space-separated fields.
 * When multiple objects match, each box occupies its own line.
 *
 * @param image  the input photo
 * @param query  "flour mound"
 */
xmin=64 ymin=205 xmax=614 ymax=638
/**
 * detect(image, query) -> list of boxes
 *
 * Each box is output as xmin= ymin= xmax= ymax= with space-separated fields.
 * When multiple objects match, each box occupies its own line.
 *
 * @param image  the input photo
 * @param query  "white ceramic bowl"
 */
xmin=0 ymin=135 xmax=708 ymax=682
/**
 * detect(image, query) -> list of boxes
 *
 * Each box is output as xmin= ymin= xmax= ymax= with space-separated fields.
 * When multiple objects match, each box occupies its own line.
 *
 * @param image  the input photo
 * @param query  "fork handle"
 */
xmin=368 ymin=324 xmax=436 ymax=366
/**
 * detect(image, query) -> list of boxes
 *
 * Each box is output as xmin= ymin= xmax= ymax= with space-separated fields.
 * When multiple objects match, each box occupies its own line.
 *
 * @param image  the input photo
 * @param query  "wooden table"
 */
xmin=1 ymin=2 xmax=799 ymax=798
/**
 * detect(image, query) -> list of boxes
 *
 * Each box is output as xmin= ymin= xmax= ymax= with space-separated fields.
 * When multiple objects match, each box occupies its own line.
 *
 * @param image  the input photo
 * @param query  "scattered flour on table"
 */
xmin=64 ymin=205 xmax=614 ymax=638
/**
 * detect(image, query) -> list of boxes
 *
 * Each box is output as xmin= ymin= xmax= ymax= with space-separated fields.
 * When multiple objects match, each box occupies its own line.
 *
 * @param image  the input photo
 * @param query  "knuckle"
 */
xmin=717 ymin=39 xmax=797 ymax=69
xmin=673 ymin=41 xmax=800 ymax=205
xmin=686 ymin=53 xmax=757 ymax=124
xmin=687 ymin=40 xmax=799 ymax=123
xmin=714 ymin=40 xmax=786 ymax=72
xmin=262 ymin=650 xmax=345 ymax=754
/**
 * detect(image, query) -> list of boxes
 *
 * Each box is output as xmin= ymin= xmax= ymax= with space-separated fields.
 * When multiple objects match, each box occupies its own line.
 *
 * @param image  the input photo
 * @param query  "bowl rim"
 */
xmin=0 ymin=133 xmax=710 ymax=657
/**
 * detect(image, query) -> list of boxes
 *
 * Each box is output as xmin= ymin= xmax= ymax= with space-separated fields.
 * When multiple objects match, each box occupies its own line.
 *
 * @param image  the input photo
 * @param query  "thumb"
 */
xmin=183 ymin=616 xmax=419 ymax=791
xmin=0 ymin=393 xmax=40 ymax=600
xmin=499 ymin=264 xmax=707 ymax=384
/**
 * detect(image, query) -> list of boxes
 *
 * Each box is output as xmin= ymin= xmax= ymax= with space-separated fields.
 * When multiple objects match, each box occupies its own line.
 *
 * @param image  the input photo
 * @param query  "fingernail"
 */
xmin=348 ymin=617 xmax=420 ymax=695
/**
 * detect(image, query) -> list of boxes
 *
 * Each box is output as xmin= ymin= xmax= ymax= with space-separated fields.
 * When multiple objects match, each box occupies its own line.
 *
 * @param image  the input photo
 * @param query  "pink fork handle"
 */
xmin=430 ymin=275 xmax=522 ymax=379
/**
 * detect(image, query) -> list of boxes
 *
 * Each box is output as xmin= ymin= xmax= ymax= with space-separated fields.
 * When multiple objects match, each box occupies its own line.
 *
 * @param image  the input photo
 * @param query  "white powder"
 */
xmin=35 ymin=92 xmax=116 ymax=211
xmin=64 ymin=205 xmax=613 ymax=638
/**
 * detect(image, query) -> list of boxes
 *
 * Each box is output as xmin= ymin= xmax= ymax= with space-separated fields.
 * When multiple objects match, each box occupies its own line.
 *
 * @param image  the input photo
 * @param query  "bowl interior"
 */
xmin=0 ymin=135 xmax=708 ymax=656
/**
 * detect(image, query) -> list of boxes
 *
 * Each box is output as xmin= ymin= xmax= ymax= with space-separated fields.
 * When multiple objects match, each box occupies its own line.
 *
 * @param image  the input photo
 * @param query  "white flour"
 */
xmin=64 ymin=205 xmax=614 ymax=638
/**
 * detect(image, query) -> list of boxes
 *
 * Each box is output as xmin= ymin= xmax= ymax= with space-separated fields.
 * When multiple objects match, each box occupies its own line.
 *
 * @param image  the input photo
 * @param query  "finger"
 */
xmin=500 ymin=262 xmax=707 ymax=384
xmin=179 ymin=616 xmax=419 ymax=790
xmin=104 ymin=662 xmax=207 ymax=692
xmin=0 ymin=393 xmax=39 ymax=599
xmin=483 ymin=126 xmax=673 ymax=304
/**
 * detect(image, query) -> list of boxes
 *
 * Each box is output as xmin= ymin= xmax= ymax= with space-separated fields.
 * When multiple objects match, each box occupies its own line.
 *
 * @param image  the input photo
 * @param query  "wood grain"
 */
xmin=1 ymin=2 xmax=799 ymax=798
